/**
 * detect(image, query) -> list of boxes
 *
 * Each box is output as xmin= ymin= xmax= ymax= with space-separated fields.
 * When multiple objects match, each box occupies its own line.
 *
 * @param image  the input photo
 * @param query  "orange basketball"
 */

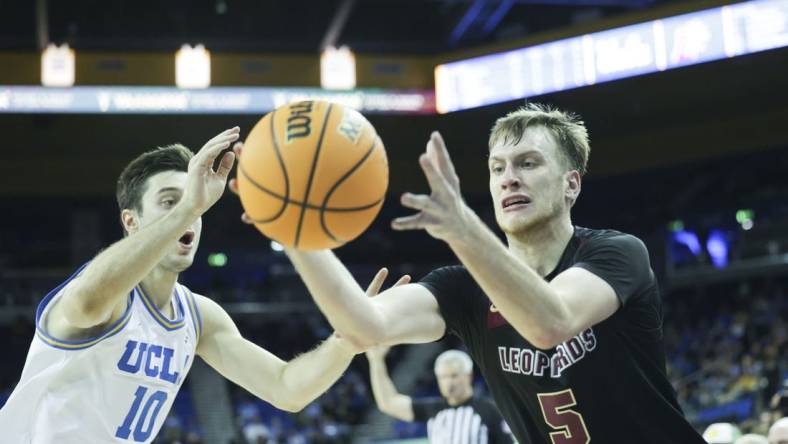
xmin=237 ymin=100 xmax=388 ymax=250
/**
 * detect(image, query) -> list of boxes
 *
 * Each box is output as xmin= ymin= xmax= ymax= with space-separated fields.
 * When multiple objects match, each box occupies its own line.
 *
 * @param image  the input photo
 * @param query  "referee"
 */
xmin=367 ymin=348 xmax=515 ymax=444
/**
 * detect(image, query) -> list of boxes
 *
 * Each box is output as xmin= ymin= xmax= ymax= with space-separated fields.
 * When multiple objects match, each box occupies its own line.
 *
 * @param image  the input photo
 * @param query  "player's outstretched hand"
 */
xmin=364 ymin=268 xmax=410 ymax=359
xmin=392 ymin=131 xmax=474 ymax=243
xmin=181 ymin=127 xmax=240 ymax=217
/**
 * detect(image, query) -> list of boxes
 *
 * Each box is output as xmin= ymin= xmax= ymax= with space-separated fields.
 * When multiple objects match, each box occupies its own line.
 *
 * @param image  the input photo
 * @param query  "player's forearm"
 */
xmin=448 ymin=213 xmax=570 ymax=349
xmin=286 ymin=249 xmax=387 ymax=344
xmin=368 ymin=357 xmax=413 ymax=421
xmin=67 ymin=205 xmax=196 ymax=322
xmin=277 ymin=334 xmax=357 ymax=411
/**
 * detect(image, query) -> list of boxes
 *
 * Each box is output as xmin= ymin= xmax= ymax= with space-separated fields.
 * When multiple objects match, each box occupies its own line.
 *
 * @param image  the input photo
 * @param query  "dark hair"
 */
xmin=116 ymin=144 xmax=193 ymax=214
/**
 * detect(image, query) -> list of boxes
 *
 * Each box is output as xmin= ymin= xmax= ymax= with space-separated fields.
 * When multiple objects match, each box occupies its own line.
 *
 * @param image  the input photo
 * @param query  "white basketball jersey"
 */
xmin=0 ymin=265 xmax=203 ymax=444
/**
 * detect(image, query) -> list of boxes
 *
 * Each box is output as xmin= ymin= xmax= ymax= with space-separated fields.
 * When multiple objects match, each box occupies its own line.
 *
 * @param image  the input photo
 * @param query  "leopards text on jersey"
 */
xmin=418 ymin=227 xmax=705 ymax=444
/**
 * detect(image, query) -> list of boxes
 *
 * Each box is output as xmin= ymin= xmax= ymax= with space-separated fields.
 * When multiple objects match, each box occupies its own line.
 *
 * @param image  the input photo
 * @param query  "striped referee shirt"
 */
xmin=412 ymin=396 xmax=515 ymax=444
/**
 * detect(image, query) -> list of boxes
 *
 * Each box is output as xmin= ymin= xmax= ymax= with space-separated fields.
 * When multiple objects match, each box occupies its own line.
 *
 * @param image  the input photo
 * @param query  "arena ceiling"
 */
xmin=2 ymin=0 xmax=682 ymax=53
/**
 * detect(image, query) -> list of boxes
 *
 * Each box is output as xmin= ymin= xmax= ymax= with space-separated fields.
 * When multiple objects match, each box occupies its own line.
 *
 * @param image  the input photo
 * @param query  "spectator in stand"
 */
xmin=735 ymin=434 xmax=768 ymax=444
xmin=768 ymin=417 xmax=788 ymax=444
xmin=242 ymin=414 xmax=270 ymax=444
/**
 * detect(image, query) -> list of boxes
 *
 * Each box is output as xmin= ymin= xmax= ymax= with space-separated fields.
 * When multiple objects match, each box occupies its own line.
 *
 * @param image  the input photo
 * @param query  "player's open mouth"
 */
xmin=178 ymin=231 xmax=195 ymax=248
xmin=501 ymin=195 xmax=531 ymax=212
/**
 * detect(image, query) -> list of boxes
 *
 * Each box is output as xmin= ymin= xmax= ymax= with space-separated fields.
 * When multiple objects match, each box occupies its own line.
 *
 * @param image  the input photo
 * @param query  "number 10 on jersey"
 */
xmin=115 ymin=385 xmax=169 ymax=442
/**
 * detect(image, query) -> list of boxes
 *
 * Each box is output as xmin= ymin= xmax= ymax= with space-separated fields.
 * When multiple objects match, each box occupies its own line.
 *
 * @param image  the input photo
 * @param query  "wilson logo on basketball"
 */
xmin=286 ymin=100 xmax=313 ymax=142
xmin=337 ymin=109 xmax=364 ymax=144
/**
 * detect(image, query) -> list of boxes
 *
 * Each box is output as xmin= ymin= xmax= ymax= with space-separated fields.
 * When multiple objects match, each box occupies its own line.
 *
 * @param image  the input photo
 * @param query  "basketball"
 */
xmin=237 ymin=100 xmax=388 ymax=250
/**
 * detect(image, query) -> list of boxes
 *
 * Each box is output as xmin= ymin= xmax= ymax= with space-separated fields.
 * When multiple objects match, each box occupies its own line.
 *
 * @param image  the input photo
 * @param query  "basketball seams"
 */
xmin=294 ymin=103 xmax=334 ymax=248
xmin=318 ymin=135 xmax=385 ymax=244
xmin=239 ymin=110 xmax=290 ymax=224
xmin=240 ymin=101 xmax=388 ymax=250
xmin=270 ymin=109 xmax=291 ymax=219
xmin=239 ymin=165 xmax=383 ymax=216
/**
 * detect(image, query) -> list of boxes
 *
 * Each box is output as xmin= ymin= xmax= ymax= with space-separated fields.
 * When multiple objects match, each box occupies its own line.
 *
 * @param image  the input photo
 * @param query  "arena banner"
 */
xmin=436 ymin=0 xmax=788 ymax=112
xmin=0 ymin=86 xmax=435 ymax=115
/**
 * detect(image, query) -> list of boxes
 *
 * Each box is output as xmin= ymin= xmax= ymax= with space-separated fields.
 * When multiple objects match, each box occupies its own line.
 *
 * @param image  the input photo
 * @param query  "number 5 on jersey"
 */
xmin=115 ymin=385 xmax=168 ymax=442
xmin=538 ymin=389 xmax=590 ymax=444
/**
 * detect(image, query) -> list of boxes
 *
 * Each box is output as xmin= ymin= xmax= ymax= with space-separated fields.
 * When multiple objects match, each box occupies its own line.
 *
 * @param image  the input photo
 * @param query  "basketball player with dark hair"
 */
xmin=235 ymin=103 xmax=706 ymax=443
xmin=0 ymin=127 xmax=396 ymax=443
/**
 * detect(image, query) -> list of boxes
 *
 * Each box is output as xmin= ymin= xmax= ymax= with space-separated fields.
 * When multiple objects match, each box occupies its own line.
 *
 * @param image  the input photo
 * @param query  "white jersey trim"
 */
xmin=179 ymin=285 xmax=203 ymax=340
xmin=34 ymin=263 xmax=135 ymax=351
xmin=135 ymin=283 xmax=187 ymax=331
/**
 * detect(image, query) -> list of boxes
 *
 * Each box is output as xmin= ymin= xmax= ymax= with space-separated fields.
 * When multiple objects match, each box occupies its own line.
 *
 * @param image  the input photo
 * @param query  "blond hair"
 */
xmin=489 ymin=102 xmax=590 ymax=176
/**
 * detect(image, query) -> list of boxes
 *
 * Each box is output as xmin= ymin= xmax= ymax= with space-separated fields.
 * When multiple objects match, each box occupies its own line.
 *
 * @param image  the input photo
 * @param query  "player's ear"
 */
xmin=121 ymin=209 xmax=139 ymax=235
xmin=564 ymin=170 xmax=581 ymax=207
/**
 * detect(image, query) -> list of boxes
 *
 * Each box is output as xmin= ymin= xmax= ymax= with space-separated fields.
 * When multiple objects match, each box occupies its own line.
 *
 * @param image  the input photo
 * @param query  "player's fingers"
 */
xmin=211 ymin=133 xmax=241 ymax=151
xmin=215 ymin=151 xmax=236 ymax=178
xmin=400 ymin=192 xmax=432 ymax=211
xmin=393 ymin=275 xmax=411 ymax=287
xmin=391 ymin=213 xmax=426 ymax=231
xmin=229 ymin=176 xmax=251 ymax=225
xmin=202 ymin=130 xmax=240 ymax=157
xmin=365 ymin=268 xmax=389 ymax=297
xmin=208 ymin=127 xmax=240 ymax=144
xmin=430 ymin=131 xmax=460 ymax=190
xmin=199 ymin=131 xmax=240 ymax=165
xmin=233 ymin=141 xmax=243 ymax=157
xmin=195 ymin=140 xmax=233 ymax=171
xmin=228 ymin=178 xmax=240 ymax=195
xmin=419 ymin=154 xmax=451 ymax=197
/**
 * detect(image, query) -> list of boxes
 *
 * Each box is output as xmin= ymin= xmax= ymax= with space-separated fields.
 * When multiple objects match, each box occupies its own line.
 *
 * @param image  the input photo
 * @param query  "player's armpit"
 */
xmin=547 ymin=267 xmax=620 ymax=345
xmin=364 ymin=283 xmax=446 ymax=347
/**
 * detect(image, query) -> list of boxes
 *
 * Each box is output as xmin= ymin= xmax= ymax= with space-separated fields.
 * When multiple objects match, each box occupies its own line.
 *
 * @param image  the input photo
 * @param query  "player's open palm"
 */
xmin=182 ymin=127 xmax=240 ymax=216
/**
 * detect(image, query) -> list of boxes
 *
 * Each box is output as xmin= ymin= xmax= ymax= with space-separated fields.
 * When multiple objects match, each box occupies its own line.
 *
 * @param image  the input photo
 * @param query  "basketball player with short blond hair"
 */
xmin=262 ymin=103 xmax=707 ymax=444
